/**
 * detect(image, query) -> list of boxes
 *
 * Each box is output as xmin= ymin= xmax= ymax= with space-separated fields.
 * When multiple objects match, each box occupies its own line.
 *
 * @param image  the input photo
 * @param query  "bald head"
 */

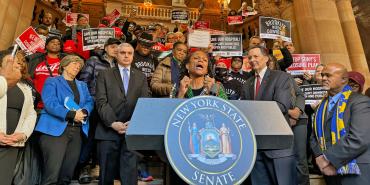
xmin=321 ymin=63 xmax=349 ymax=96
xmin=325 ymin=63 xmax=348 ymax=79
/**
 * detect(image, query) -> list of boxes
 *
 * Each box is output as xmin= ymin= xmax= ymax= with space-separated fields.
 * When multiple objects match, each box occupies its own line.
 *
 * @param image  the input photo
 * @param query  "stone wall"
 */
xmin=0 ymin=0 xmax=36 ymax=50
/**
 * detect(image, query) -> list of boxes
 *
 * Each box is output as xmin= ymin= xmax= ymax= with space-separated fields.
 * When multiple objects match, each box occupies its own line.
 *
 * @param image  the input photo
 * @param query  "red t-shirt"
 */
xmin=33 ymin=56 xmax=60 ymax=109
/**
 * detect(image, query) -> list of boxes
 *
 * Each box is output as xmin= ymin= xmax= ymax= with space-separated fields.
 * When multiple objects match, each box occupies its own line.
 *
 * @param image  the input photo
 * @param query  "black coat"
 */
xmin=78 ymin=53 xmax=116 ymax=97
xmin=95 ymin=67 xmax=149 ymax=141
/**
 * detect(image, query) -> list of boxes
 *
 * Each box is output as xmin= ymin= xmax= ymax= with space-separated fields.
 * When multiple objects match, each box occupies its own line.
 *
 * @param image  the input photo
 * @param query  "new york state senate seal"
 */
xmin=165 ymin=96 xmax=257 ymax=185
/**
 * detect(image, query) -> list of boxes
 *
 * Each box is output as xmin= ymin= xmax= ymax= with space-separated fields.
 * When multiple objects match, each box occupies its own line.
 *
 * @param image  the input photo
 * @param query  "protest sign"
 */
xmin=63 ymin=12 xmax=89 ymax=27
xmin=188 ymin=30 xmax=211 ymax=48
xmin=242 ymin=10 xmax=257 ymax=17
xmin=105 ymin=9 xmax=121 ymax=27
xmin=165 ymin=42 xmax=174 ymax=50
xmin=15 ymin=26 xmax=45 ymax=55
xmin=227 ymin=16 xmax=243 ymax=25
xmin=171 ymin=9 xmax=189 ymax=24
xmin=82 ymin=28 xmax=115 ymax=51
xmin=210 ymin=34 xmax=243 ymax=57
xmin=299 ymin=84 xmax=327 ymax=105
xmin=194 ymin=21 xmax=210 ymax=29
xmin=287 ymin=54 xmax=321 ymax=75
xmin=259 ymin=16 xmax=291 ymax=42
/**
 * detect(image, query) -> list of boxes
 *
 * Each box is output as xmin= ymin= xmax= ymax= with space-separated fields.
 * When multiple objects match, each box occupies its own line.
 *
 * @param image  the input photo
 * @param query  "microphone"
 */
xmin=169 ymin=83 xmax=177 ymax=98
xmin=11 ymin=44 xmax=19 ymax=58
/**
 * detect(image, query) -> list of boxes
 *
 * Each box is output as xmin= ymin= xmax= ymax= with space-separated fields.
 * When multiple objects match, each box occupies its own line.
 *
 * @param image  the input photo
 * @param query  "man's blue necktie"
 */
xmin=122 ymin=68 xmax=129 ymax=95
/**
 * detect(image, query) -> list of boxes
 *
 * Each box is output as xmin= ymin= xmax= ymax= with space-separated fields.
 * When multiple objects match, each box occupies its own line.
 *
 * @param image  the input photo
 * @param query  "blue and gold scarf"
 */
xmin=313 ymin=85 xmax=360 ymax=175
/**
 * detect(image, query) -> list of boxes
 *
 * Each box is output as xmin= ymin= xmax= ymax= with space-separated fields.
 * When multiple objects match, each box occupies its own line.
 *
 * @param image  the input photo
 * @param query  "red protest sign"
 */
xmin=194 ymin=21 xmax=210 ymax=29
xmin=287 ymin=54 xmax=321 ymax=75
xmin=105 ymin=9 xmax=121 ymax=27
xmin=15 ymin=27 xmax=45 ymax=55
xmin=227 ymin=16 xmax=243 ymax=25
xmin=242 ymin=10 xmax=257 ymax=17
xmin=63 ymin=12 xmax=89 ymax=27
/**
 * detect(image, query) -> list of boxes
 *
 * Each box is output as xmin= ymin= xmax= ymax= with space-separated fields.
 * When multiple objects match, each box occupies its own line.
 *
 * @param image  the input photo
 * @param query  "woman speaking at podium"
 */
xmin=168 ymin=50 xmax=227 ymax=184
xmin=177 ymin=50 xmax=227 ymax=99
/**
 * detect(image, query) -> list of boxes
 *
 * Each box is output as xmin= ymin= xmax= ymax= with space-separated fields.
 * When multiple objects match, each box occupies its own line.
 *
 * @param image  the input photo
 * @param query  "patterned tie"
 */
xmin=122 ymin=68 xmax=129 ymax=95
xmin=254 ymin=74 xmax=260 ymax=100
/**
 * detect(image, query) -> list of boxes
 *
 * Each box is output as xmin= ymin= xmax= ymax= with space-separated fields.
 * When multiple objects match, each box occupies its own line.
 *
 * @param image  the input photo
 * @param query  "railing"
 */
xmin=122 ymin=2 xmax=199 ymax=21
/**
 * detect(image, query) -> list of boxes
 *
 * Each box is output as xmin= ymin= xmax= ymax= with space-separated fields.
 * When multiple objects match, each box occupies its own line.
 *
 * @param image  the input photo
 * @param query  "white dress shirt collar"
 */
xmin=118 ymin=64 xmax=131 ymax=78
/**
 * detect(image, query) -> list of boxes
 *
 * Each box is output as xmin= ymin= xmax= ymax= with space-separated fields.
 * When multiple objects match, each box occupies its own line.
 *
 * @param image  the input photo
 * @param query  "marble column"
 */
xmin=293 ymin=0 xmax=320 ymax=54
xmin=172 ymin=0 xmax=187 ymax=7
xmin=15 ymin=0 xmax=37 ymax=40
xmin=0 ymin=0 xmax=36 ymax=50
xmin=0 ymin=0 xmax=11 ymax=35
xmin=310 ymin=0 xmax=352 ymax=70
xmin=105 ymin=0 xmax=122 ymax=15
xmin=336 ymin=0 xmax=370 ymax=88
xmin=281 ymin=3 xmax=301 ymax=53
xmin=0 ymin=0 xmax=23 ymax=50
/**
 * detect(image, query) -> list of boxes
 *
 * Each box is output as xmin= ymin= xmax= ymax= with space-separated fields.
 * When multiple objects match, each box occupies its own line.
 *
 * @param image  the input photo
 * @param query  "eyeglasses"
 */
xmin=348 ymin=80 xmax=360 ymax=89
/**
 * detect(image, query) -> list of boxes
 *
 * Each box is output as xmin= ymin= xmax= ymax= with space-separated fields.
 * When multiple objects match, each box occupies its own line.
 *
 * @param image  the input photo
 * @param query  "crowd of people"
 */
xmin=0 ymin=10 xmax=370 ymax=185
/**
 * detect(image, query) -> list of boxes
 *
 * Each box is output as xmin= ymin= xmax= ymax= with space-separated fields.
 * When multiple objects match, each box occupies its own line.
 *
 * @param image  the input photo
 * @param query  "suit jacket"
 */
xmin=35 ymin=76 xmax=94 ymax=136
xmin=95 ymin=66 xmax=149 ymax=141
xmin=310 ymin=93 xmax=370 ymax=169
xmin=289 ymin=75 xmax=308 ymax=119
xmin=242 ymin=69 xmax=294 ymax=158
xmin=0 ymin=82 xmax=37 ymax=147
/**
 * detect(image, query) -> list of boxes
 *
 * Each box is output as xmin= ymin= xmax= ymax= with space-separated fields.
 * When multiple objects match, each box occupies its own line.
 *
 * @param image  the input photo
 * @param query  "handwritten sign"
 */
xmin=188 ymin=30 xmax=211 ymax=48
xmin=259 ymin=16 xmax=291 ymax=42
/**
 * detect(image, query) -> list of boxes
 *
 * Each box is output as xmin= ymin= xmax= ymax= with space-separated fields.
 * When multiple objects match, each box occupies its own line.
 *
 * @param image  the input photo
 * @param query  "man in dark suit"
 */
xmin=310 ymin=63 xmax=370 ymax=185
xmin=242 ymin=46 xmax=296 ymax=185
xmin=95 ymin=43 xmax=149 ymax=185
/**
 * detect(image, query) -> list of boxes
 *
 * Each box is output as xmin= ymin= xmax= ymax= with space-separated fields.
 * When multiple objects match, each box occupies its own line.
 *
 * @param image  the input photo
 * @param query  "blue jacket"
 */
xmin=35 ymin=76 xmax=94 ymax=136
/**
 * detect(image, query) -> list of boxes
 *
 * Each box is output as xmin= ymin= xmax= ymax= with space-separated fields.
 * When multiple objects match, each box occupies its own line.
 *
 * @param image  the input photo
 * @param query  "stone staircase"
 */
xmin=70 ymin=160 xmax=326 ymax=185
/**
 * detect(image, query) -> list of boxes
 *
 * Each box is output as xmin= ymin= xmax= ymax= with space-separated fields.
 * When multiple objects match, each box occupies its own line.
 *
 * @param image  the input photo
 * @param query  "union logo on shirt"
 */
xmin=35 ymin=62 xmax=59 ymax=76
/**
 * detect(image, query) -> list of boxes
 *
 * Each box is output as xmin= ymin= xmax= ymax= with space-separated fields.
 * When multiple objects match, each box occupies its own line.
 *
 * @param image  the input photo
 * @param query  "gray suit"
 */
xmin=242 ymin=69 xmax=296 ymax=185
xmin=289 ymin=76 xmax=310 ymax=185
xmin=95 ymin=67 xmax=149 ymax=185
xmin=310 ymin=93 xmax=370 ymax=185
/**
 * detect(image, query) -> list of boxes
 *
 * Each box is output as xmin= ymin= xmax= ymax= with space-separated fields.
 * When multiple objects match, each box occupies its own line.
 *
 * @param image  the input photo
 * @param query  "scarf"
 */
xmin=186 ymin=82 xmax=228 ymax=100
xmin=313 ymin=85 xmax=360 ymax=175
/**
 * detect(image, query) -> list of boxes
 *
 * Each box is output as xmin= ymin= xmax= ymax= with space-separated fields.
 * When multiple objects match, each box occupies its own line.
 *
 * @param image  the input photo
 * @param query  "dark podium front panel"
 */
xmin=126 ymin=98 xmax=293 ymax=151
